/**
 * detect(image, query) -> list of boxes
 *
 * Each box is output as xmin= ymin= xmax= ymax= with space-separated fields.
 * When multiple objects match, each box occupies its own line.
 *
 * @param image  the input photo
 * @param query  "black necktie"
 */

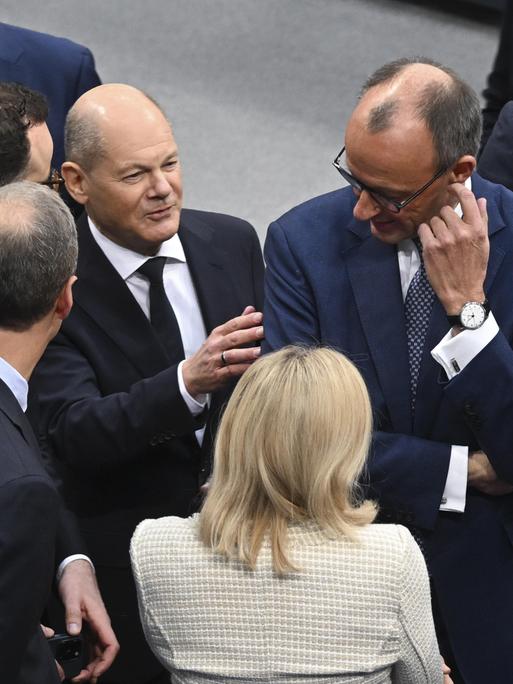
xmin=137 ymin=257 xmax=185 ymax=364
xmin=404 ymin=239 xmax=435 ymax=415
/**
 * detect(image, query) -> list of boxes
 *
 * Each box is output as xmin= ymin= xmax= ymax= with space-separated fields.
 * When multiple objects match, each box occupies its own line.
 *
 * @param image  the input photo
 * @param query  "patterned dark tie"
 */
xmin=137 ymin=256 xmax=185 ymax=364
xmin=404 ymin=239 xmax=435 ymax=414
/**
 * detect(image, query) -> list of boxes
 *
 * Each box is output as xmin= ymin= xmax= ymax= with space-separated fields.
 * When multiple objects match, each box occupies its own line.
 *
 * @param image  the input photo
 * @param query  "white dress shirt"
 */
xmin=0 ymin=355 xmax=92 ymax=580
xmin=397 ymin=178 xmax=499 ymax=513
xmin=88 ymin=218 xmax=208 ymax=442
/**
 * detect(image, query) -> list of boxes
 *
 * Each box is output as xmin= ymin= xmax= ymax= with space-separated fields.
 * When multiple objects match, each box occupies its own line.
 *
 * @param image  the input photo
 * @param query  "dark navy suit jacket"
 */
xmin=0 ymin=23 xmax=101 ymax=168
xmin=0 ymin=379 xmax=61 ymax=684
xmin=478 ymin=100 xmax=513 ymax=192
xmin=264 ymin=173 xmax=513 ymax=684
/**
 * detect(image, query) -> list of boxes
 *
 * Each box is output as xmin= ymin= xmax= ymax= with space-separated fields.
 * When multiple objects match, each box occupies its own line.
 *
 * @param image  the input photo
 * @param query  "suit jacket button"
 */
xmin=463 ymin=401 xmax=476 ymax=415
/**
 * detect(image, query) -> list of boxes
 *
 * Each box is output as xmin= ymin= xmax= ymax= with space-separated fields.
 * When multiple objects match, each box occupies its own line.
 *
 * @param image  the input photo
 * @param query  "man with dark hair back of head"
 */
xmin=264 ymin=56 xmax=513 ymax=683
xmin=0 ymin=81 xmax=52 ymax=186
xmin=32 ymin=83 xmax=264 ymax=684
xmin=0 ymin=182 xmax=77 ymax=683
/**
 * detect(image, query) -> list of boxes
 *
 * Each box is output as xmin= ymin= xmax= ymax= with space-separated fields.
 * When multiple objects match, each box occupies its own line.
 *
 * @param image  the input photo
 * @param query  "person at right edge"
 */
xmin=263 ymin=57 xmax=513 ymax=683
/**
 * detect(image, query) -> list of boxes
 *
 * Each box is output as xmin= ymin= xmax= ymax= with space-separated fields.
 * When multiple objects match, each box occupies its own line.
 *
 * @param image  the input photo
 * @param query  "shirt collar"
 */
xmin=0 ymin=356 xmax=28 ymax=412
xmin=88 ymin=216 xmax=186 ymax=281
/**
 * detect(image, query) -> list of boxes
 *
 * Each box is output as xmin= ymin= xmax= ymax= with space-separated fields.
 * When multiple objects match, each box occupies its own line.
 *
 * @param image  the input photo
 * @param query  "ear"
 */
xmin=61 ymin=162 xmax=89 ymax=205
xmin=54 ymin=276 xmax=77 ymax=322
xmin=448 ymin=155 xmax=476 ymax=184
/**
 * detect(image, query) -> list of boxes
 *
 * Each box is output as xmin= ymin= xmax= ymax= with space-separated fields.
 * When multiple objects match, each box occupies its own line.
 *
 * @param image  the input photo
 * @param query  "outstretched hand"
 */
xmin=182 ymin=306 xmax=264 ymax=397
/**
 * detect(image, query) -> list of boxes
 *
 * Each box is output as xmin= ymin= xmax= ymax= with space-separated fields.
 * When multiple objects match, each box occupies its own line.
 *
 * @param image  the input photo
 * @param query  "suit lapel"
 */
xmin=74 ymin=214 xmax=171 ymax=378
xmin=179 ymin=212 xmax=244 ymax=333
xmin=345 ymin=222 xmax=412 ymax=434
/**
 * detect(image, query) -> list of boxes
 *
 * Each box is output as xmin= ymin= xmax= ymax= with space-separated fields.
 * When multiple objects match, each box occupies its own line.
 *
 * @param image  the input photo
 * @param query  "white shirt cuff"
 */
xmin=56 ymin=554 xmax=95 ymax=583
xmin=431 ymin=313 xmax=499 ymax=379
xmin=440 ymin=445 xmax=468 ymax=513
xmin=177 ymin=360 xmax=208 ymax=416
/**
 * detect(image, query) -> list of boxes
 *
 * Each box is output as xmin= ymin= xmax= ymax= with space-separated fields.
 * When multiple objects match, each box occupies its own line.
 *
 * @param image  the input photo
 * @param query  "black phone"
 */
xmin=48 ymin=633 xmax=84 ymax=680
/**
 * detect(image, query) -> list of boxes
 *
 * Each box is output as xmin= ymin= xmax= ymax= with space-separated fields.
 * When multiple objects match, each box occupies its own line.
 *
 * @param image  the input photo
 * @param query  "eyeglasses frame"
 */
xmin=332 ymin=145 xmax=447 ymax=213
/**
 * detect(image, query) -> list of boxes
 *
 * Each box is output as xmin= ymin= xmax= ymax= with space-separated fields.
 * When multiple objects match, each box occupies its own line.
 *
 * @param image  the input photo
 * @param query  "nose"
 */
xmin=352 ymin=190 xmax=381 ymax=222
xmin=148 ymin=170 xmax=173 ymax=198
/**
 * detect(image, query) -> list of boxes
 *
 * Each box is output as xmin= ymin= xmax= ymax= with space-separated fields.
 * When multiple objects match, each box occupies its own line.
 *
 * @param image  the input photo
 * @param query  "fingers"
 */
xmin=41 ymin=624 xmax=55 ymax=638
xmin=215 ymin=310 xmax=263 ymax=337
xmin=219 ymin=345 xmax=261 ymax=366
xmin=448 ymin=183 xmax=487 ymax=228
xmin=65 ymin=603 xmax=82 ymax=636
xmin=55 ymin=660 xmax=66 ymax=682
xmin=88 ymin=638 xmax=119 ymax=678
xmin=477 ymin=196 xmax=487 ymax=224
xmin=183 ymin=307 xmax=264 ymax=395
xmin=420 ymin=187 xmax=487 ymax=242
xmin=218 ymin=325 xmax=264 ymax=353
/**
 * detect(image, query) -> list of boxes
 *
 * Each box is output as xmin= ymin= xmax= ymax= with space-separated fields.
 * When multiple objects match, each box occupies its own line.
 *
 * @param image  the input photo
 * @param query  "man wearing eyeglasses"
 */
xmin=264 ymin=58 xmax=513 ymax=684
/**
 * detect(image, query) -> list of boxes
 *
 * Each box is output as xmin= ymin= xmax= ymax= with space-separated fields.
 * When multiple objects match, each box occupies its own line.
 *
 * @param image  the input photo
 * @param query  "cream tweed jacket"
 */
xmin=131 ymin=516 xmax=442 ymax=684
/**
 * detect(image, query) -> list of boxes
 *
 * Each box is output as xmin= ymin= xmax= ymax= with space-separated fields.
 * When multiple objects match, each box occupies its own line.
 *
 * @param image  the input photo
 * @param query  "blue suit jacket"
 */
xmin=0 ymin=23 xmax=101 ymax=168
xmin=264 ymin=173 xmax=513 ymax=683
xmin=478 ymin=100 xmax=513 ymax=192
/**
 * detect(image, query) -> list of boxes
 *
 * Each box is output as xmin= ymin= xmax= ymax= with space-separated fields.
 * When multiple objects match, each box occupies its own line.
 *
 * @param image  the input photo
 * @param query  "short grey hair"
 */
xmin=361 ymin=57 xmax=482 ymax=169
xmin=0 ymin=181 xmax=78 ymax=331
xmin=64 ymin=106 xmax=107 ymax=171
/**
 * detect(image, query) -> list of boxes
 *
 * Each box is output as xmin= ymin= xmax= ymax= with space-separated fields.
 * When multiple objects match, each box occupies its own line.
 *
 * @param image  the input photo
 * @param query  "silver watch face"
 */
xmin=460 ymin=302 xmax=486 ymax=330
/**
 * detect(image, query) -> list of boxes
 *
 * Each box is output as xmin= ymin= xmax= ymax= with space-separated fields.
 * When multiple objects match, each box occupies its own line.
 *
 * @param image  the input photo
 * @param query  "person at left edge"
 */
xmin=0 ymin=81 xmax=119 ymax=681
xmin=0 ymin=181 xmax=79 ymax=682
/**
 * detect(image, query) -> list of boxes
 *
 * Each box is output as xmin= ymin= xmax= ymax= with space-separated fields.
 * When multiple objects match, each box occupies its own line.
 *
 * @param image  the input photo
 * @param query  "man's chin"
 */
xmin=370 ymin=219 xmax=412 ymax=244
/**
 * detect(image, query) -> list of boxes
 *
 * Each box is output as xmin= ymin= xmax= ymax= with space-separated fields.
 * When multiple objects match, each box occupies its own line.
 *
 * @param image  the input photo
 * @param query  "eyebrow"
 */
xmin=118 ymin=153 xmax=178 ymax=175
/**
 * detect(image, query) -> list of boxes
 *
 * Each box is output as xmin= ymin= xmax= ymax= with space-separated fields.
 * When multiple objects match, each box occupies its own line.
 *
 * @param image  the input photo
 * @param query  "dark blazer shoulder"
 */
xmin=267 ymin=186 xmax=365 ymax=262
xmin=180 ymin=208 xmax=260 ymax=244
xmin=478 ymin=101 xmax=513 ymax=191
xmin=0 ymin=22 xmax=93 ymax=64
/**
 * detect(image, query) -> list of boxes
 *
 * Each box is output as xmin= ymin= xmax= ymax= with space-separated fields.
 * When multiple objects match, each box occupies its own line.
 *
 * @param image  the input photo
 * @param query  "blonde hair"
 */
xmin=199 ymin=345 xmax=377 ymax=574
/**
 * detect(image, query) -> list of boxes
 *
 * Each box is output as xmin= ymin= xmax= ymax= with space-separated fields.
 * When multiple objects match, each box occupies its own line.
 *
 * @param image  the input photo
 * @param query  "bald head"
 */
xmin=61 ymin=83 xmax=182 ymax=255
xmin=353 ymin=58 xmax=482 ymax=169
xmin=64 ymin=84 xmax=168 ymax=171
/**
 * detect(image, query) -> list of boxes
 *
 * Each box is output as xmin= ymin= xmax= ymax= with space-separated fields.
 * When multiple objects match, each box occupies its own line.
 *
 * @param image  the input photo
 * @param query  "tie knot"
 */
xmin=137 ymin=257 xmax=167 ymax=284
xmin=413 ymin=237 xmax=423 ymax=257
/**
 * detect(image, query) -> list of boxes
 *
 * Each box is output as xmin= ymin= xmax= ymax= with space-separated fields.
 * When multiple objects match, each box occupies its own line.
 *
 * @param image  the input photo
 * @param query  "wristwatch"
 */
xmin=446 ymin=299 xmax=490 ymax=330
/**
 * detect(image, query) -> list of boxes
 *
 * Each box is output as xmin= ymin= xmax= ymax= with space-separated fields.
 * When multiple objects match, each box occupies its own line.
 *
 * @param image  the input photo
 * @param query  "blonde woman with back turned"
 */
xmin=131 ymin=346 xmax=445 ymax=683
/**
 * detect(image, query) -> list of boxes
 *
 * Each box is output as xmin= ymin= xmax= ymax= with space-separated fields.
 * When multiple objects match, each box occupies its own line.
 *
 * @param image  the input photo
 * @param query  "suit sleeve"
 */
xmin=55 ymin=500 xmax=88 ymax=563
xmin=0 ymin=475 xmax=59 ymax=681
xmin=75 ymin=46 xmax=101 ymax=95
xmin=442 ymin=330 xmax=513 ymax=484
xmin=34 ymin=335 xmax=204 ymax=471
xmin=263 ymin=219 xmax=321 ymax=352
xmin=264 ymin=219 xmax=452 ymax=531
